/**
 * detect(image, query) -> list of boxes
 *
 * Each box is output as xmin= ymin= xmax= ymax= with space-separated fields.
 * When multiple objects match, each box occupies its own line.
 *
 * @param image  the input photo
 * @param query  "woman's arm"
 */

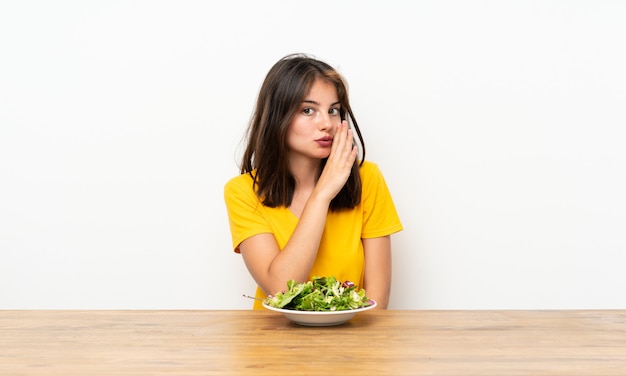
xmin=362 ymin=236 xmax=392 ymax=309
xmin=238 ymin=191 xmax=331 ymax=295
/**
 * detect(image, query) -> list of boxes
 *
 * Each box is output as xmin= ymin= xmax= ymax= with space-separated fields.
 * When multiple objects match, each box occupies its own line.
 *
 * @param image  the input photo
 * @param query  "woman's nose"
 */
xmin=318 ymin=113 xmax=333 ymax=131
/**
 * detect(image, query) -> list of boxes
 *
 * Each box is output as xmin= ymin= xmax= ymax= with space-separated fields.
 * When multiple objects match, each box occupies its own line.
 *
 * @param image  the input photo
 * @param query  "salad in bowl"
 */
xmin=262 ymin=276 xmax=376 ymax=326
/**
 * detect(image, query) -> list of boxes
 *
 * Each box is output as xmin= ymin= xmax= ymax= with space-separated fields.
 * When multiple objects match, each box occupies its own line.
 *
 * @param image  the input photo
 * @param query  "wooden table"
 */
xmin=1 ymin=310 xmax=625 ymax=375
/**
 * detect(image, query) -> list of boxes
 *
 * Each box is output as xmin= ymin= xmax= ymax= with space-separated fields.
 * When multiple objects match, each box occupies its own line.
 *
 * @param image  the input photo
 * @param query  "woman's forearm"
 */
xmin=263 ymin=192 xmax=331 ymax=292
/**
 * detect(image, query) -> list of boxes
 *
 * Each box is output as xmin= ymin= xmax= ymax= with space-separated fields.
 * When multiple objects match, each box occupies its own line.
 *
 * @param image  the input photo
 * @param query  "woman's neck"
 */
xmin=288 ymin=156 xmax=322 ymax=189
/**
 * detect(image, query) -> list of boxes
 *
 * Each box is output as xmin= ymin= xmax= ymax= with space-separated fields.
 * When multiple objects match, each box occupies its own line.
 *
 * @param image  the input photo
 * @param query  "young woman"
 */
xmin=224 ymin=54 xmax=403 ymax=309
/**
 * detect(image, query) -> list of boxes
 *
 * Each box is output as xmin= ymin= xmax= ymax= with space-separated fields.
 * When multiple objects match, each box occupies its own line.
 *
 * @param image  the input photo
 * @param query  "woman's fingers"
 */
xmin=329 ymin=120 xmax=356 ymax=164
xmin=315 ymin=121 xmax=357 ymax=200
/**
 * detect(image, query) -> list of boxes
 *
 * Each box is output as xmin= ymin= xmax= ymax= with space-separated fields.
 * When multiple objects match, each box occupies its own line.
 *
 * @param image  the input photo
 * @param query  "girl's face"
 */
xmin=286 ymin=79 xmax=341 ymax=164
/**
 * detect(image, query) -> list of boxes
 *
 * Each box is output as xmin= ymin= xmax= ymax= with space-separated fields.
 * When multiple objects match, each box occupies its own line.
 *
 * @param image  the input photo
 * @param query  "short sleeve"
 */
xmin=360 ymin=162 xmax=403 ymax=238
xmin=223 ymin=174 xmax=272 ymax=253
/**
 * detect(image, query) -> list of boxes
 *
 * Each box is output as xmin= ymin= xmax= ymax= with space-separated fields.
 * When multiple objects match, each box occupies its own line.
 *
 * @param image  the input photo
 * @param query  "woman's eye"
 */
xmin=302 ymin=108 xmax=314 ymax=115
xmin=329 ymin=108 xmax=340 ymax=115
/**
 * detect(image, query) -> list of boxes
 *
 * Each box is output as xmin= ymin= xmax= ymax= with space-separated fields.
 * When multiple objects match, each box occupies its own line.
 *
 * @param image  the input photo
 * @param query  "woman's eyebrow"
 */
xmin=301 ymin=100 xmax=341 ymax=106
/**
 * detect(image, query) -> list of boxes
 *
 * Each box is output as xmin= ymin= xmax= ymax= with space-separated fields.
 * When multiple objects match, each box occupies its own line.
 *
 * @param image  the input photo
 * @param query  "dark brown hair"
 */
xmin=240 ymin=53 xmax=365 ymax=211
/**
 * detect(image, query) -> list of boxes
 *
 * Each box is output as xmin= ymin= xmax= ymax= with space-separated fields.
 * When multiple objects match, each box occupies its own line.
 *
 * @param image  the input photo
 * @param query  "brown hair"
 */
xmin=240 ymin=53 xmax=365 ymax=211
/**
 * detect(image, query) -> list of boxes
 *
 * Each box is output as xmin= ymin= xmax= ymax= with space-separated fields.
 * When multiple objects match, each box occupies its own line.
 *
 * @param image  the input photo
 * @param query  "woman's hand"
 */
xmin=314 ymin=120 xmax=358 ymax=201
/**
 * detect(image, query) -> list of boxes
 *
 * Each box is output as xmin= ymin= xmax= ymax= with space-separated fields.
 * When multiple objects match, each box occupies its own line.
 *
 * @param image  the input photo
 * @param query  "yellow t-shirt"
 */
xmin=223 ymin=161 xmax=403 ymax=309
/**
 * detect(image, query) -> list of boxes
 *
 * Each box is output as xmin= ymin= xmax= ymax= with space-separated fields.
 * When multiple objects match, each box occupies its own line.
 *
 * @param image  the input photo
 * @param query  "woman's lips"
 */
xmin=315 ymin=138 xmax=332 ymax=147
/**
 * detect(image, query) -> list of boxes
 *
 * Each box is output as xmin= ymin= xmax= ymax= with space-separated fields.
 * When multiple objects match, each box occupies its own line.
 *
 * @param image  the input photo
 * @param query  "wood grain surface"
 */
xmin=1 ymin=310 xmax=625 ymax=375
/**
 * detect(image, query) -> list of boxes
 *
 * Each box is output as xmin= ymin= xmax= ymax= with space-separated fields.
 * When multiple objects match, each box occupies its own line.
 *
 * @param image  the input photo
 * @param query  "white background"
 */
xmin=1 ymin=1 xmax=625 ymax=309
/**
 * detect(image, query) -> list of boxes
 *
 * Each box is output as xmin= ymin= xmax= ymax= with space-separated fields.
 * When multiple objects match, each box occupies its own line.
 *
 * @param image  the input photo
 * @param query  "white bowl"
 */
xmin=261 ymin=300 xmax=377 ymax=326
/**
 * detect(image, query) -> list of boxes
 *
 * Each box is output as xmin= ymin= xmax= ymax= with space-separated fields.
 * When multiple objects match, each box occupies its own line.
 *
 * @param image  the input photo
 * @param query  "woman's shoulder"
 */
xmin=359 ymin=160 xmax=382 ymax=177
xmin=359 ymin=160 xmax=391 ymax=194
xmin=224 ymin=171 xmax=255 ymax=194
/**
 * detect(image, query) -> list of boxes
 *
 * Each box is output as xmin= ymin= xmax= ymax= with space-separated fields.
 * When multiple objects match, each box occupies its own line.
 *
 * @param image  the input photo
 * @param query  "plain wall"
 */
xmin=1 ymin=1 xmax=625 ymax=309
